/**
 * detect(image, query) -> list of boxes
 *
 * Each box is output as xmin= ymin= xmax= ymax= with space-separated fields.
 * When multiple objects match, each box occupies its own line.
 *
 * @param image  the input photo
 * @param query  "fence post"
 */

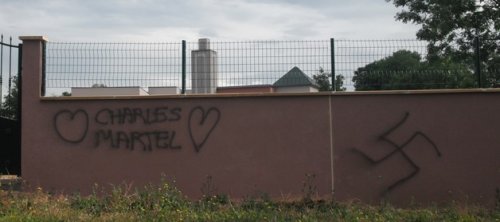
xmin=0 ymin=35 xmax=3 ymax=107
xmin=474 ymin=36 xmax=482 ymax=88
xmin=181 ymin=40 xmax=186 ymax=94
xmin=330 ymin=38 xmax=335 ymax=91
xmin=41 ymin=41 xmax=46 ymax=96
xmin=8 ymin=37 xmax=12 ymax=97
xmin=19 ymin=36 xmax=47 ymax=101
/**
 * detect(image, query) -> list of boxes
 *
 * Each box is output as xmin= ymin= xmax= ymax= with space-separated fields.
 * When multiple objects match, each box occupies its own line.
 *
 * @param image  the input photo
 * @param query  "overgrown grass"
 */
xmin=0 ymin=183 xmax=498 ymax=222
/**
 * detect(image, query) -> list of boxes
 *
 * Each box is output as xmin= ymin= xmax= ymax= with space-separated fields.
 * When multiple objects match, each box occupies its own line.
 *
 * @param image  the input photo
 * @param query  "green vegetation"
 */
xmin=313 ymin=67 xmax=346 ymax=91
xmin=0 ymin=76 xmax=19 ymax=119
xmin=0 ymin=182 xmax=498 ymax=222
xmin=353 ymin=50 xmax=476 ymax=90
xmin=387 ymin=0 xmax=500 ymax=87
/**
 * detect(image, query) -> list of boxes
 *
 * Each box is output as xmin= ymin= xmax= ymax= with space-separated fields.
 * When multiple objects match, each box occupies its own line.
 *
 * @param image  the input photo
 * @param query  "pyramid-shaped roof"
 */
xmin=273 ymin=66 xmax=319 ymax=88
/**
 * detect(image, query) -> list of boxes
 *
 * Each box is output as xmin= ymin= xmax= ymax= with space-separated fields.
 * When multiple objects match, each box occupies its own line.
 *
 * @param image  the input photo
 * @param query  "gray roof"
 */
xmin=273 ymin=66 xmax=319 ymax=88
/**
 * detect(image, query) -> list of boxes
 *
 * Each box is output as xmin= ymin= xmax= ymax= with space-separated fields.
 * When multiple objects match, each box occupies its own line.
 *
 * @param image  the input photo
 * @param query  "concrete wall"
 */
xmin=20 ymin=37 xmax=500 ymax=206
xmin=331 ymin=92 xmax=500 ymax=206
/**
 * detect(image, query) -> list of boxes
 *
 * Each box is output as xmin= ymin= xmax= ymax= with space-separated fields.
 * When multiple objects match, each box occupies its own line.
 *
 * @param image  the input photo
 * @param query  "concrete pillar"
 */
xmin=19 ymin=36 xmax=47 ymax=177
xmin=191 ymin=38 xmax=218 ymax=94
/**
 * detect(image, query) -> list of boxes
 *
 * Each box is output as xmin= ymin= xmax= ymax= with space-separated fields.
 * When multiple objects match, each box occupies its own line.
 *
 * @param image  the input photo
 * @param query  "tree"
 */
xmin=0 ymin=76 xmax=19 ymax=119
xmin=312 ymin=67 xmax=346 ymax=91
xmin=353 ymin=50 xmax=475 ymax=90
xmin=92 ymin=83 xmax=107 ymax=88
xmin=386 ymin=0 xmax=500 ymax=87
xmin=313 ymin=67 xmax=331 ymax=91
xmin=334 ymin=74 xmax=347 ymax=91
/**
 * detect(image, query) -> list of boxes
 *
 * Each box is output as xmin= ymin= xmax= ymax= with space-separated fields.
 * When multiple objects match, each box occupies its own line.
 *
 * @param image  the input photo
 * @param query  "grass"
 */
xmin=0 ymin=182 xmax=498 ymax=222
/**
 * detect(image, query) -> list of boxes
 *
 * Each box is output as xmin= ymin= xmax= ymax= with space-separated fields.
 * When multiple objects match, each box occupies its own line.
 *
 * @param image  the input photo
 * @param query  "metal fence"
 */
xmin=0 ymin=35 xmax=21 ymax=117
xmin=43 ymin=38 xmax=498 ymax=96
xmin=46 ymin=42 xmax=183 ymax=95
xmin=335 ymin=39 xmax=429 ymax=90
xmin=481 ymin=38 xmax=500 ymax=87
xmin=185 ymin=40 xmax=331 ymax=92
xmin=45 ymin=40 xmax=331 ymax=95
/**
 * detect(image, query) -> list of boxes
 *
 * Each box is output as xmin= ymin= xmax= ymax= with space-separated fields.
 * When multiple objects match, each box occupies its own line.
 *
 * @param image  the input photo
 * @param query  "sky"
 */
xmin=0 ymin=0 xmax=420 ymax=42
xmin=0 ymin=0 xmax=424 ymax=97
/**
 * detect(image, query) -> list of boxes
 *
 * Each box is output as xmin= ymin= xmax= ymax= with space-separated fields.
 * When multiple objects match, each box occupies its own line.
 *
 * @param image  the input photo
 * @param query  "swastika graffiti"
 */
xmin=352 ymin=112 xmax=442 ymax=194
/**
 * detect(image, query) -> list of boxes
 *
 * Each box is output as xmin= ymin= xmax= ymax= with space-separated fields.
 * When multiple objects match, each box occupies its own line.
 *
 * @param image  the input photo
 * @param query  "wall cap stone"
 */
xmin=39 ymin=88 xmax=500 ymax=101
xmin=19 ymin=36 xmax=48 ymax=42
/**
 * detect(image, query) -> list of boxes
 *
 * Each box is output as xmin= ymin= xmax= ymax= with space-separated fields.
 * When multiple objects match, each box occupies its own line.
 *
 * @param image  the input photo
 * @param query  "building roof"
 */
xmin=273 ymin=66 xmax=319 ymax=88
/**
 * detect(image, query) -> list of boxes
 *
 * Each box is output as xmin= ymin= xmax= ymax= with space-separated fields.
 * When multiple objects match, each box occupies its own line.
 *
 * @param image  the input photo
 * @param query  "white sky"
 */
xmin=0 ymin=0 xmax=420 ymax=42
xmin=0 ymin=0 xmax=424 ymax=97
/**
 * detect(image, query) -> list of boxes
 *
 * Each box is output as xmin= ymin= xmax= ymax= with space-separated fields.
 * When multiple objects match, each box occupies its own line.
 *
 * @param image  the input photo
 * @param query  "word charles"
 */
xmin=94 ymin=107 xmax=182 ymax=151
xmin=95 ymin=107 xmax=181 ymax=125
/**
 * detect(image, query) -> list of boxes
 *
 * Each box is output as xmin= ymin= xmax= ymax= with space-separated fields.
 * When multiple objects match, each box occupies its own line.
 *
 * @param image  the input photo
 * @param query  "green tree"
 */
xmin=386 ymin=0 xmax=500 ymax=87
xmin=334 ymin=74 xmax=347 ymax=91
xmin=0 ymin=76 xmax=19 ymax=119
xmin=92 ymin=83 xmax=107 ymax=88
xmin=353 ymin=50 xmax=475 ymax=90
xmin=312 ymin=67 xmax=346 ymax=91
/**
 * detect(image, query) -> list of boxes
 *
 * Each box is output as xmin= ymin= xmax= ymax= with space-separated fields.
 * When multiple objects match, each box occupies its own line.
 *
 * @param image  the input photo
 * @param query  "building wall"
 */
xmin=275 ymin=86 xmax=319 ymax=93
xmin=217 ymin=86 xmax=274 ymax=93
xmin=20 ymin=37 xmax=500 ymax=207
xmin=72 ymin=87 xmax=149 ymax=96
xmin=148 ymin=87 xmax=180 ymax=95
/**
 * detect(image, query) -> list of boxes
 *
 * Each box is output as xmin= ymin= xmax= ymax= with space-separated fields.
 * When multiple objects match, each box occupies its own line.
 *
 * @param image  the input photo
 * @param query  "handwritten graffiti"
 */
xmin=54 ymin=109 xmax=89 ymax=143
xmin=53 ymin=106 xmax=220 ymax=152
xmin=95 ymin=107 xmax=181 ymax=125
xmin=94 ymin=130 xmax=181 ymax=151
xmin=188 ymin=106 xmax=221 ymax=152
xmin=352 ymin=112 xmax=442 ymax=194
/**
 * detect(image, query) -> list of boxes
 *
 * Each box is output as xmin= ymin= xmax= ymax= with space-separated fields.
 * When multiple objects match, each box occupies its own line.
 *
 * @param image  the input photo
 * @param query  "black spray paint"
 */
xmin=54 ymin=109 xmax=89 ymax=144
xmin=94 ymin=130 xmax=181 ymax=151
xmin=188 ymin=106 xmax=221 ymax=152
xmin=54 ymin=106 xmax=220 ymax=152
xmin=351 ymin=112 xmax=442 ymax=195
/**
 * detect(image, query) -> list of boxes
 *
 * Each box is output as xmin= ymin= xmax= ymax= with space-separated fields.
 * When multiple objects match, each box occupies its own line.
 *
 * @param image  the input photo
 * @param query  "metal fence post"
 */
xmin=474 ymin=36 xmax=482 ymax=88
xmin=330 ymin=38 xmax=335 ymax=91
xmin=41 ymin=41 xmax=46 ymax=96
xmin=1 ymin=35 xmax=3 ymax=106
xmin=8 ymin=37 xmax=12 ymax=97
xmin=181 ymin=40 xmax=186 ymax=94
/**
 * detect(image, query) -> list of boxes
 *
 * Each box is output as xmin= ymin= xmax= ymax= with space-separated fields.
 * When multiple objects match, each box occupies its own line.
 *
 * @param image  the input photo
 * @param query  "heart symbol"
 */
xmin=54 ymin=109 xmax=89 ymax=143
xmin=188 ymin=106 xmax=221 ymax=152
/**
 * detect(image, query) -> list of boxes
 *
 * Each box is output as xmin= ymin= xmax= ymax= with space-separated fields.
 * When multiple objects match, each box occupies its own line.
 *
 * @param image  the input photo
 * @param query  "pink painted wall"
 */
xmin=25 ymin=97 xmax=332 ymax=199
xmin=20 ymin=37 xmax=500 ymax=206
xmin=332 ymin=93 xmax=500 ymax=206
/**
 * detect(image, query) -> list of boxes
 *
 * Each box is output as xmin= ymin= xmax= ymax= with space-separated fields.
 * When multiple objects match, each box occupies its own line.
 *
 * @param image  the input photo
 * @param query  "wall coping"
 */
xmin=19 ymin=36 xmax=48 ymax=42
xmin=39 ymin=88 xmax=500 ymax=101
